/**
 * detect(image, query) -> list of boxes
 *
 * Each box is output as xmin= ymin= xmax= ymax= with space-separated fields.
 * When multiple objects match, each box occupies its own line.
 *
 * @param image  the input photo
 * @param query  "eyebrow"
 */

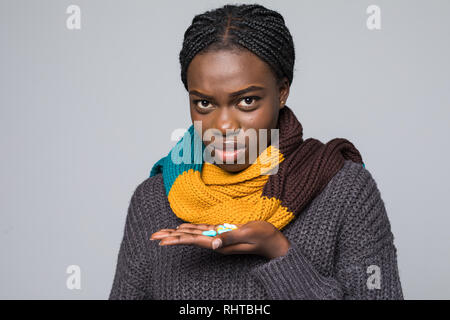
xmin=189 ymin=85 xmax=265 ymax=100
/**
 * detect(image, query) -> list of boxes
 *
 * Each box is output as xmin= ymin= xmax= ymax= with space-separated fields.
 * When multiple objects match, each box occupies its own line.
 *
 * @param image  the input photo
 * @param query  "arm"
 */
xmin=109 ymin=182 xmax=152 ymax=300
xmin=249 ymin=166 xmax=404 ymax=300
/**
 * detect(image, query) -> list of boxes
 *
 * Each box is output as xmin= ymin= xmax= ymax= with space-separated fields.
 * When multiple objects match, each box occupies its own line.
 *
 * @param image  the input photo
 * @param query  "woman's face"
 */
xmin=186 ymin=48 xmax=290 ymax=173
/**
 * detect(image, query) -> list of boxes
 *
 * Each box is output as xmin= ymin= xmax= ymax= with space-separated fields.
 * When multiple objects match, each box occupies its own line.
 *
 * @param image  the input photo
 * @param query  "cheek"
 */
xmin=189 ymin=106 xmax=196 ymax=124
xmin=241 ymin=106 xmax=278 ymax=132
xmin=240 ymin=115 xmax=277 ymax=150
xmin=190 ymin=111 xmax=212 ymax=140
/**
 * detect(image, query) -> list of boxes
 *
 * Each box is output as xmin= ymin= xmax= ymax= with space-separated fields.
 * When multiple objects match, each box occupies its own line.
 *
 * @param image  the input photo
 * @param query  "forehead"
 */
xmin=186 ymin=49 xmax=276 ymax=91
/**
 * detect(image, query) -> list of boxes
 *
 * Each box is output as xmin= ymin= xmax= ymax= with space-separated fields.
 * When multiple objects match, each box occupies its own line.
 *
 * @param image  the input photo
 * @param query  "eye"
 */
xmin=238 ymin=96 xmax=260 ymax=109
xmin=194 ymin=99 xmax=213 ymax=109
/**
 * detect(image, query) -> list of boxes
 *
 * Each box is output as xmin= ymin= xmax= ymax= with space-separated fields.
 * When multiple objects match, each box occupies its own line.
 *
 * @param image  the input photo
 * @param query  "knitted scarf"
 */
xmin=149 ymin=105 xmax=364 ymax=230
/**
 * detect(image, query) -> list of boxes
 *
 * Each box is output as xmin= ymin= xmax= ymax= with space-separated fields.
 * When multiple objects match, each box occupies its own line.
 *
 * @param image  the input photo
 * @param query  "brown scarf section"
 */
xmin=262 ymin=105 xmax=364 ymax=217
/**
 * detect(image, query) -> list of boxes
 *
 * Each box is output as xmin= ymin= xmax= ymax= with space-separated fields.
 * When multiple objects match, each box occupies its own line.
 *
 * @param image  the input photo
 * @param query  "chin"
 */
xmin=215 ymin=163 xmax=250 ymax=173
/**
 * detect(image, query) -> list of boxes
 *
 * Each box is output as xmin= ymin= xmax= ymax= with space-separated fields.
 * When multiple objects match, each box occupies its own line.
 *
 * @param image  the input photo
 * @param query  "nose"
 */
xmin=214 ymin=107 xmax=240 ymax=138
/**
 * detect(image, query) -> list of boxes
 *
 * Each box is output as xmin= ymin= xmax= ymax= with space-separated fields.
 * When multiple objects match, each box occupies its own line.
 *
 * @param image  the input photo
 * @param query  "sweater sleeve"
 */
xmin=109 ymin=182 xmax=152 ymax=300
xmin=249 ymin=166 xmax=404 ymax=300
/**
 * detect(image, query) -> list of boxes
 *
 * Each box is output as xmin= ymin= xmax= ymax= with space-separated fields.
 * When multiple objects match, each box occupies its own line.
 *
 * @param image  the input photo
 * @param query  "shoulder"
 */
xmin=333 ymin=160 xmax=385 ymax=212
xmin=316 ymin=160 xmax=389 ymax=230
xmin=321 ymin=160 xmax=383 ymax=212
xmin=310 ymin=160 xmax=377 ymax=213
xmin=327 ymin=160 xmax=375 ymax=195
xmin=329 ymin=160 xmax=394 ymax=246
xmin=126 ymin=173 xmax=166 ymax=222
xmin=132 ymin=172 xmax=165 ymax=202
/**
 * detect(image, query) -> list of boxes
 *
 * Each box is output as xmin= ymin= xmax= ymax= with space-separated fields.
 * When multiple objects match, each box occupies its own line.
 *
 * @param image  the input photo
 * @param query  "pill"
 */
xmin=202 ymin=230 xmax=217 ymax=237
xmin=218 ymin=228 xmax=232 ymax=234
xmin=223 ymin=223 xmax=237 ymax=229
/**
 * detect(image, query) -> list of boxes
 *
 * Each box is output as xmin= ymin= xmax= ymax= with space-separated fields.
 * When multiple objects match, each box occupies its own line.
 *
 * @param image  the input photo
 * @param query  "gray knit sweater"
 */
xmin=109 ymin=160 xmax=404 ymax=300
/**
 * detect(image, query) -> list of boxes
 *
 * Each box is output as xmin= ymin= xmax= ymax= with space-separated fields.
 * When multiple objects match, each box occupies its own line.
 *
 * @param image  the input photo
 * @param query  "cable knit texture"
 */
xmin=109 ymin=160 xmax=404 ymax=300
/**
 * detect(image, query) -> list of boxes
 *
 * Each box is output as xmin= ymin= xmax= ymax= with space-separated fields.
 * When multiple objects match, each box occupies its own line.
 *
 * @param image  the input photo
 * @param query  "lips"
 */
xmin=208 ymin=139 xmax=246 ymax=163
xmin=215 ymin=141 xmax=246 ymax=151
xmin=209 ymin=136 xmax=246 ymax=150
xmin=214 ymin=146 xmax=246 ymax=163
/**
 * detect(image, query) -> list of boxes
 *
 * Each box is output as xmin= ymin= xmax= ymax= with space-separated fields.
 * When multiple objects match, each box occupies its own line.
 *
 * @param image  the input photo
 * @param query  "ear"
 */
xmin=278 ymin=77 xmax=290 ymax=109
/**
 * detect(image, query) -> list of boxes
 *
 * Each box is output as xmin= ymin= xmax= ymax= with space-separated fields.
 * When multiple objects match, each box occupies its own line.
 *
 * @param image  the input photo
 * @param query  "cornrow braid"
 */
xmin=179 ymin=4 xmax=295 ymax=91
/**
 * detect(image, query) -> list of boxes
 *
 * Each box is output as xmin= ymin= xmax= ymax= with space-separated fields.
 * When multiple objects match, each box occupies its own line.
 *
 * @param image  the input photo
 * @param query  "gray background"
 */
xmin=1 ymin=0 xmax=449 ymax=299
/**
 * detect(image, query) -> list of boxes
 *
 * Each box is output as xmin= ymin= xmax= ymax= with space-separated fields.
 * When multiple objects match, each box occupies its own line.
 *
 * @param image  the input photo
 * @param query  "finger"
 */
xmin=150 ymin=231 xmax=173 ymax=240
xmin=212 ymin=228 xmax=249 ymax=249
xmin=151 ymin=229 xmax=203 ymax=240
xmin=172 ymin=228 xmax=205 ymax=235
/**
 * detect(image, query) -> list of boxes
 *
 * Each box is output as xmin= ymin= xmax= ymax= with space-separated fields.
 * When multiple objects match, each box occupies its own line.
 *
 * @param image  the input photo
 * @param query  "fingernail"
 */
xmin=212 ymin=239 xmax=222 ymax=250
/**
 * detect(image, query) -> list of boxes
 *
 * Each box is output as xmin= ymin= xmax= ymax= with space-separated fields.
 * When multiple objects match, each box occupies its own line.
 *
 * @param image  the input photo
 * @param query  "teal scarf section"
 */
xmin=149 ymin=125 xmax=206 ymax=196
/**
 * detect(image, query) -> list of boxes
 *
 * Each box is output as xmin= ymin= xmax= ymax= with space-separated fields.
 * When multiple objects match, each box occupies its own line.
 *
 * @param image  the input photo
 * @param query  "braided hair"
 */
xmin=179 ymin=4 xmax=295 ymax=91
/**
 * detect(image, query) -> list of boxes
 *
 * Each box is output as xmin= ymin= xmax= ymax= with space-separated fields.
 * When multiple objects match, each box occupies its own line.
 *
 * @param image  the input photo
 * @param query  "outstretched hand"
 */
xmin=150 ymin=221 xmax=291 ymax=260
